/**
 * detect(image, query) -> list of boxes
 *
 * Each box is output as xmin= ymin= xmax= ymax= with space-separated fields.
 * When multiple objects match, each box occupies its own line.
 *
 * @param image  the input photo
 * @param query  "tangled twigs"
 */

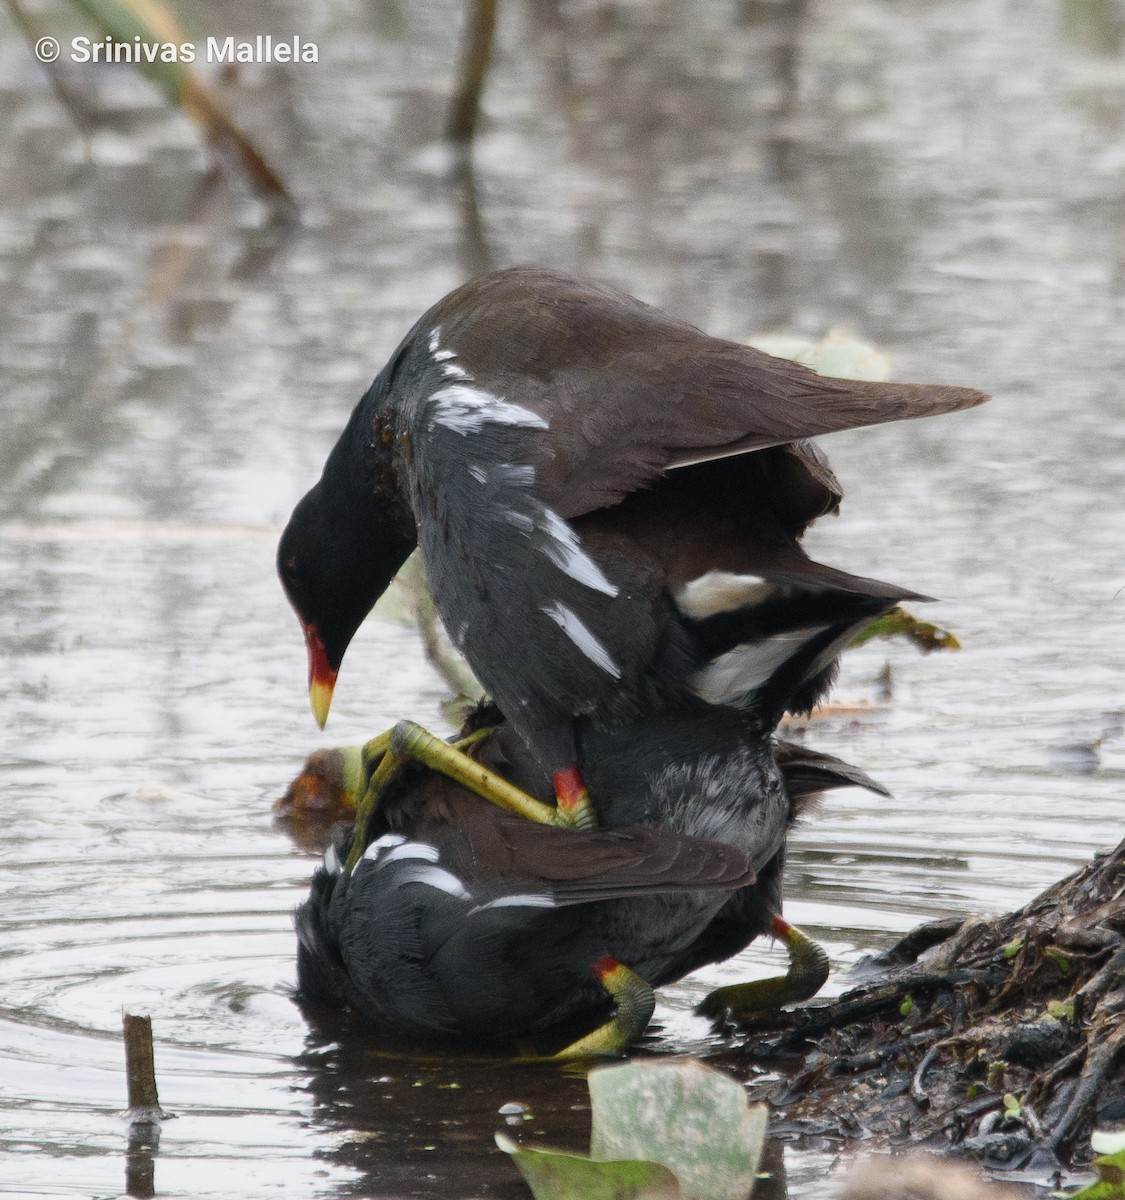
xmin=1047 ymin=1024 xmax=1125 ymax=1155
xmin=716 ymin=837 xmax=1125 ymax=1171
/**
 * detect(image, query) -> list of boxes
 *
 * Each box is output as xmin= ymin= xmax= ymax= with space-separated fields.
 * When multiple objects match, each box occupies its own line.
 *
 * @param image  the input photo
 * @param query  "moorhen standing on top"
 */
xmin=278 ymin=267 xmax=987 ymax=819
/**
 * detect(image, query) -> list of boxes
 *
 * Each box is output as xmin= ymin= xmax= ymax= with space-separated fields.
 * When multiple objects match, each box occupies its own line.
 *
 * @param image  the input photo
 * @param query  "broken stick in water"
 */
xmin=123 ymin=1012 xmax=165 ymax=1121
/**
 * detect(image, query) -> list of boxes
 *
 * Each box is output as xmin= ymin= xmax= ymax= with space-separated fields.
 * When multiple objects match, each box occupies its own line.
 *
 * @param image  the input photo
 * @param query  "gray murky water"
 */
xmin=2 ymin=0 xmax=1123 ymax=1196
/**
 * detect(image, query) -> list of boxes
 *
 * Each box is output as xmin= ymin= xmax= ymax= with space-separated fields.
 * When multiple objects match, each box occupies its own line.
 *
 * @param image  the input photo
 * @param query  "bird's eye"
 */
xmin=280 ymin=555 xmax=300 ymax=591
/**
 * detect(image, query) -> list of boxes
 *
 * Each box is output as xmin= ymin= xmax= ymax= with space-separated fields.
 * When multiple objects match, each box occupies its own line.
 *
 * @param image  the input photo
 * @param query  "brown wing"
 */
xmin=394 ymin=793 xmax=756 ymax=905
xmin=431 ymin=267 xmax=988 ymax=519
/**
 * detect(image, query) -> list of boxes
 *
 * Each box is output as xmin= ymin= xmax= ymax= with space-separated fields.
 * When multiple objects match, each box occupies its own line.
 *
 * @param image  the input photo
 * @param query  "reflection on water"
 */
xmin=1 ymin=0 xmax=1123 ymax=1196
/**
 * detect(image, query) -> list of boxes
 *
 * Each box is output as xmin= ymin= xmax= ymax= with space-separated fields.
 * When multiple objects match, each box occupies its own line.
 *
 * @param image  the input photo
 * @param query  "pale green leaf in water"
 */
xmin=1067 ymin=1141 xmax=1125 ymax=1200
xmin=1045 ymin=948 xmax=1071 ymax=974
xmin=496 ymin=1132 xmax=681 ymax=1200
xmin=588 ymin=1059 xmax=767 ymax=1200
xmin=379 ymin=551 xmax=489 ymax=712
xmin=748 ymin=331 xmax=892 ymax=382
xmin=373 ymin=550 xmax=430 ymax=626
xmin=849 ymin=607 xmax=961 ymax=653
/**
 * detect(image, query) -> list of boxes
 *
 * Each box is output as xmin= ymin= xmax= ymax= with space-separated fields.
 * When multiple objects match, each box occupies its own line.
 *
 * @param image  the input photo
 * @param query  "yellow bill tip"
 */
xmin=309 ymin=679 xmax=334 ymax=729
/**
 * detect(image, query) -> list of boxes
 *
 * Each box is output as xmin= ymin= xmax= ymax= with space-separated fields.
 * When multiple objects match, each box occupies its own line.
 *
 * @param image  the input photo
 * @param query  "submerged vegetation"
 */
xmin=6 ymin=0 xmax=295 ymax=208
xmin=7 ymin=0 xmax=504 ymax=208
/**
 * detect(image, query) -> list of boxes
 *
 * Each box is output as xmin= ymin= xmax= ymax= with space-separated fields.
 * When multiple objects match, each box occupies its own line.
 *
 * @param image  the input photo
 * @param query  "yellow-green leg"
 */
xmin=388 ymin=722 xmax=567 ymax=826
xmin=696 ymin=916 xmax=830 ymax=1021
xmin=551 ymin=958 xmax=656 ymax=1059
xmin=343 ymin=731 xmax=409 ymax=874
xmin=343 ymin=721 xmax=591 ymax=875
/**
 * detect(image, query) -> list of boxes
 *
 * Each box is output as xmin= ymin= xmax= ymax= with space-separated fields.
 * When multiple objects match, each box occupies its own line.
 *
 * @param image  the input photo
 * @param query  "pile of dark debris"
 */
xmin=718 ymin=836 xmax=1125 ymax=1176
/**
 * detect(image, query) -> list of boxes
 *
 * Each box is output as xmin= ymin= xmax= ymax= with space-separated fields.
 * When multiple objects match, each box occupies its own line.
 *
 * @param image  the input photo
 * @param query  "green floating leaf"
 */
xmin=373 ymin=551 xmax=429 ymax=626
xmin=1047 ymin=999 xmax=1075 ymax=1022
xmin=589 ymin=1059 xmax=767 ymax=1200
xmin=1068 ymin=1141 xmax=1125 ymax=1200
xmin=381 ymin=552 xmax=488 ymax=718
xmin=849 ymin=607 xmax=962 ymax=654
xmin=1003 ymin=936 xmax=1025 ymax=960
xmin=499 ymin=1060 xmax=766 ymax=1200
xmin=1067 ymin=1180 xmax=1122 ymax=1200
xmin=899 ymin=994 xmax=914 ymax=1017
xmin=748 ymin=331 xmax=892 ymax=382
xmin=497 ymin=1132 xmax=681 ymax=1200
xmin=1045 ymin=948 xmax=1071 ymax=975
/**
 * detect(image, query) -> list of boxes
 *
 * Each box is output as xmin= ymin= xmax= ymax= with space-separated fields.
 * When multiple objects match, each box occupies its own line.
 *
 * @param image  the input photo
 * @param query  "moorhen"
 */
xmin=293 ymin=704 xmax=890 ymax=1055
xmin=291 ymin=534 xmax=909 ymax=1054
xmin=278 ymin=267 xmax=987 ymax=819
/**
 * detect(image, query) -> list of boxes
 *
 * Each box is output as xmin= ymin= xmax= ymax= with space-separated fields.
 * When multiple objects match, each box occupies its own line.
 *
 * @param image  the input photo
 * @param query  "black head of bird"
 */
xmin=278 ymin=381 xmax=417 ymax=726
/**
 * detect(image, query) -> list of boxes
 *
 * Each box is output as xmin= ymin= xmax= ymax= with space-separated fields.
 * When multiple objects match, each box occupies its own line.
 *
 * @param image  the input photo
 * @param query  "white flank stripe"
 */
xmin=541 ymin=601 xmax=621 ymax=678
xmin=393 ymin=864 xmax=471 ymax=899
xmin=470 ymin=893 xmax=556 ymax=914
xmin=432 ymin=348 xmax=456 ymax=361
xmin=353 ymin=832 xmax=406 ymax=877
xmin=468 ymin=464 xmax=488 ymax=484
xmin=689 ymin=626 xmax=832 ymax=706
xmin=428 ymin=326 xmax=442 ymax=353
xmin=429 ymin=383 xmax=549 ymax=436
xmin=677 ymin=571 xmax=775 ymax=620
xmin=504 ymin=509 xmax=536 ymax=533
xmin=323 ymin=844 xmax=342 ymax=875
xmin=377 ymin=841 xmax=441 ymax=866
xmin=442 ymin=362 xmax=471 ymax=380
xmin=540 ymin=509 xmax=618 ymax=596
xmin=494 ymin=463 xmax=536 ymax=487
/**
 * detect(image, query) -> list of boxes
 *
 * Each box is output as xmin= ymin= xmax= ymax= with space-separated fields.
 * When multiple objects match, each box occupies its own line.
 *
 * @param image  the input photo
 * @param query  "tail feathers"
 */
xmin=677 ymin=563 xmax=916 ymax=723
xmin=666 ymin=352 xmax=990 ymax=472
xmin=773 ymin=739 xmax=892 ymax=803
xmin=294 ymin=867 xmax=351 ymax=1009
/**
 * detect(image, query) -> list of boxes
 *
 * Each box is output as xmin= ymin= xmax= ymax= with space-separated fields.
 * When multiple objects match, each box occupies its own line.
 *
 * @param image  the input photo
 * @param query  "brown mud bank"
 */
xmin=715 ymin=837 xmax=1125 ymax=1177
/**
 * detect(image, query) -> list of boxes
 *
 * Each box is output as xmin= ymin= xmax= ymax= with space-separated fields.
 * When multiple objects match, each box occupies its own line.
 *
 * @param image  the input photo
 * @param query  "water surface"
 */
xmin=1 ymin=1 xmax=1123 ymax=1196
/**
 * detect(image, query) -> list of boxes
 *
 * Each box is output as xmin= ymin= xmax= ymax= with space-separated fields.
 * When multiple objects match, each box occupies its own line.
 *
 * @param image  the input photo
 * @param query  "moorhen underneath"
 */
xmin=278 ymin=267 xmax=988 ymax=819
xmin=293 ymin=704 xmax=889 ymax=1055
